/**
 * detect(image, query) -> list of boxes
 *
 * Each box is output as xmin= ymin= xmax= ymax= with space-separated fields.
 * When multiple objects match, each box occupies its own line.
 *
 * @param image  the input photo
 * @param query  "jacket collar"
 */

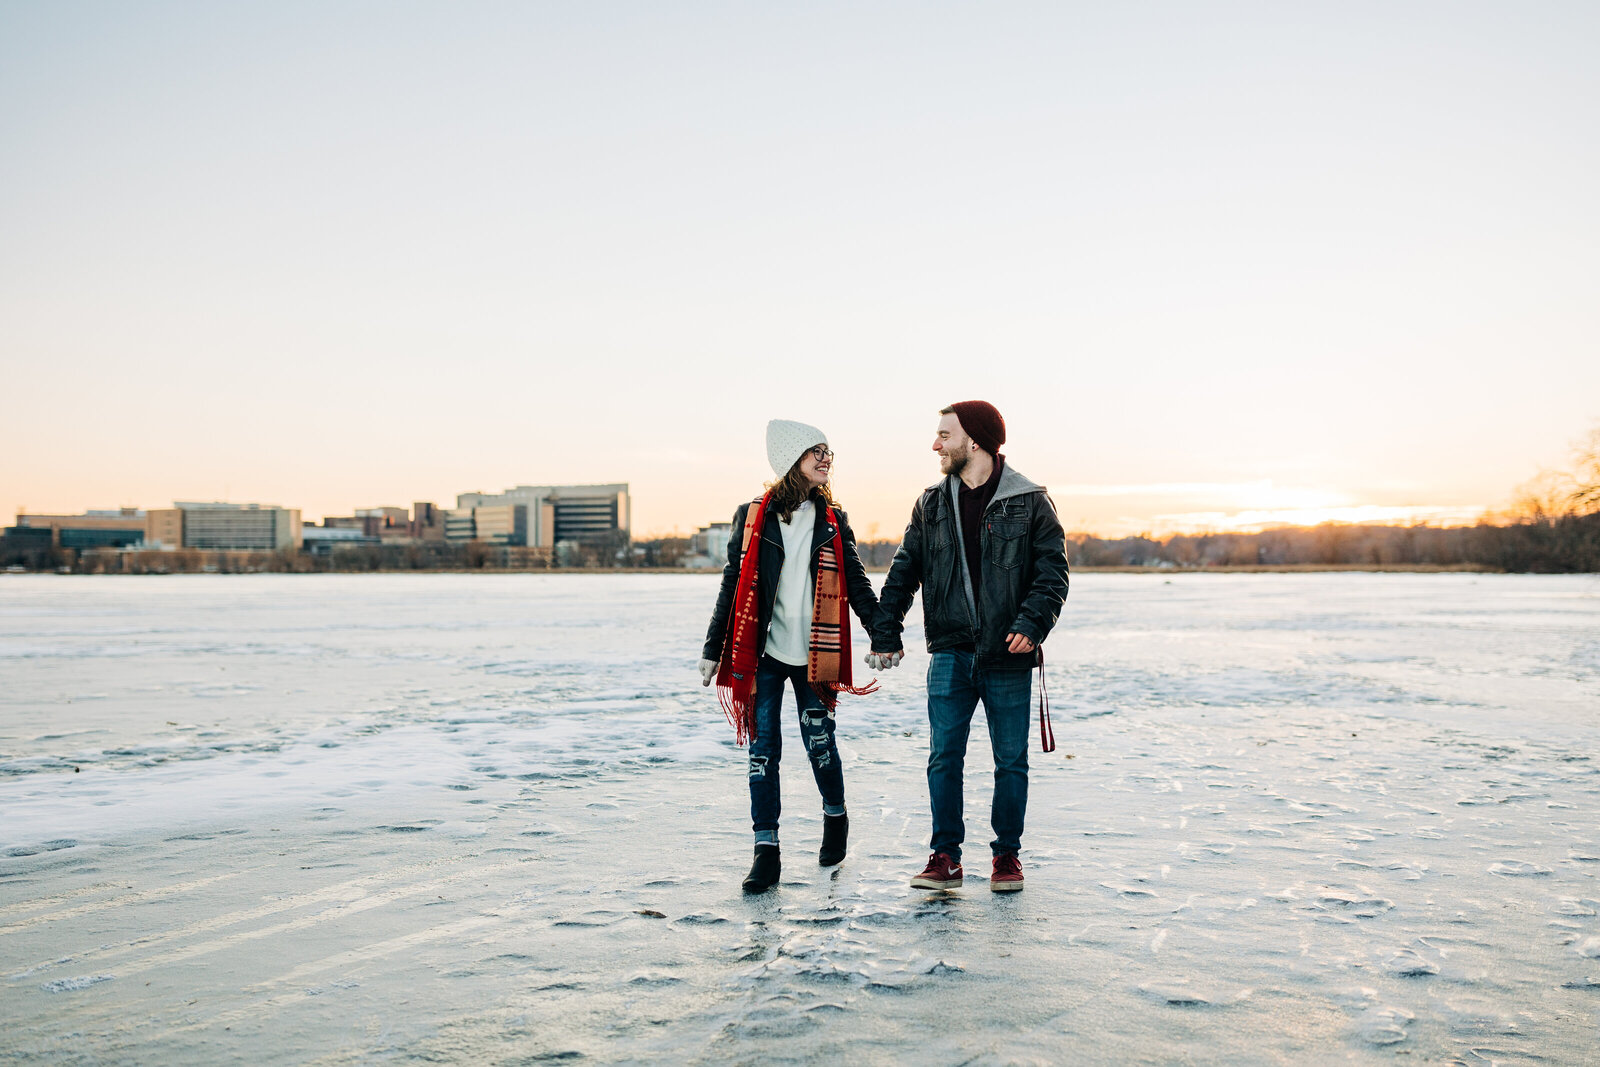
xmin=991 ymin=462 xmax=1043 ymax=504
xmin=812 ymin=499 xmax=834 ymax=542
xmin=938 ymin=463 xmax=1043 ymax=509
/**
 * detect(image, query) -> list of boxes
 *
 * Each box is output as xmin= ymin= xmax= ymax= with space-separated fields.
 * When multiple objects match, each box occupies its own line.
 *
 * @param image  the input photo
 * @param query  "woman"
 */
xmin=700 ymin=419 xmax=889 ymax=893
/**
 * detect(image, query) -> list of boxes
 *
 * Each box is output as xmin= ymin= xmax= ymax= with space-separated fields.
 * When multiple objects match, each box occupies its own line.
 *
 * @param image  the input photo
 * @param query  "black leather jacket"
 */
xmin=702 ymin=498 xmax=889 ymax=663
xmin=877 ymin=463 xmax=1069 ymax=668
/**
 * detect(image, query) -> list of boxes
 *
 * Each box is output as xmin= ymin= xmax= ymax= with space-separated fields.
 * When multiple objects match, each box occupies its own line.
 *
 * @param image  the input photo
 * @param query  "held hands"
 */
xmin=699 ymin=658 xmax=719 ymax=686
xmin=863 ymin=638 xmax=1031 ymax=667
xmin=866 ymin=638 xmax=1029 ymax=666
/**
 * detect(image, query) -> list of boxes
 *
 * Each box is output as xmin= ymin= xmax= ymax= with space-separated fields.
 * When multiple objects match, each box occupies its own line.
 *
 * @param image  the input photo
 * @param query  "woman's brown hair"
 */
xmin=766 ymin=454 xmax=834 ymax=524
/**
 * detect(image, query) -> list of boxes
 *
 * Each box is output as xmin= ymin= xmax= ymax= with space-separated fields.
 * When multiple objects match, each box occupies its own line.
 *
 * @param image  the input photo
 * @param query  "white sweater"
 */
xmin=764 ymin=500 xmax=815 ymax=666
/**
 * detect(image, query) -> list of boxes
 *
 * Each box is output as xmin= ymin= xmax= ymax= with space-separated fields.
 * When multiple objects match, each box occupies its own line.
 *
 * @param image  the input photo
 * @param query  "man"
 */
xmin=870 ymin=401 xmax=1069 ymax=892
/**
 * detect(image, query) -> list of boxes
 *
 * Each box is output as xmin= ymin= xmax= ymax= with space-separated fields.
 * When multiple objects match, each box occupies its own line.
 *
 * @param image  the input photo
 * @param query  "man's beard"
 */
xmin=941 ymin=449 xmax=968 ymax=477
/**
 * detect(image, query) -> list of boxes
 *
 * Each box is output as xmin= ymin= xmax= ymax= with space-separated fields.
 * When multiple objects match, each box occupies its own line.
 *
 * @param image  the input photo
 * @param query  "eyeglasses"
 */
xmin=808 ymin=446 xmax=834 ymax=462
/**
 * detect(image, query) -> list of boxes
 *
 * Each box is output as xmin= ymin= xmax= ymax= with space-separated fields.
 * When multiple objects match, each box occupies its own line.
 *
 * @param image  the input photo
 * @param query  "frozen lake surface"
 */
xmin=1 ymin=572 xmax=1597 ymax=1064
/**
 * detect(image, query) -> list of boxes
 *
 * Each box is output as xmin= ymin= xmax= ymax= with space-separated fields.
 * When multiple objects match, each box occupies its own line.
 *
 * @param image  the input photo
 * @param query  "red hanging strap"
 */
xmin=1036 ymin=647 xmax=1055 ymax=753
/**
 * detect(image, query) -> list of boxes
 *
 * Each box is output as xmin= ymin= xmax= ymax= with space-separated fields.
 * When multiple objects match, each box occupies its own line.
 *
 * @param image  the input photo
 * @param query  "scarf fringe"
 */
xmin=717 ymin=683 xmax=753 ymax=747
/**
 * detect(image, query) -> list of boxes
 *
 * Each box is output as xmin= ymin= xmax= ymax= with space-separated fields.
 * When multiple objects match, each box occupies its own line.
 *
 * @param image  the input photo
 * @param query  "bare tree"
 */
xmin=1512 ymin=470 xmax=1576 ymax=523
xmin=1571 ymin=424 xmax=1600 ymax=514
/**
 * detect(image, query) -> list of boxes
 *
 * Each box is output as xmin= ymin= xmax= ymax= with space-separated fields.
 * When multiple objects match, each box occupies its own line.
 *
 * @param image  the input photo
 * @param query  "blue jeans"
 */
xmin=926 ymin=650 xmax=1032 ymax=863
xmin=749 ymin=655 xmax=845 ymax=841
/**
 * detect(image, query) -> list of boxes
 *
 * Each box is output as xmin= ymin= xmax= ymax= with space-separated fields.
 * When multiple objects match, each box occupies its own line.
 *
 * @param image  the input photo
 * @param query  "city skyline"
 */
xmin=4 ymin=3 xmax=1596 ymax=538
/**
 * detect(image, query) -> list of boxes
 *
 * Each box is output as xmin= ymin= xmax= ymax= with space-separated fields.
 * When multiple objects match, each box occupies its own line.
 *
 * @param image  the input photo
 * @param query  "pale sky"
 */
xmin=3 ymin=2 xmax=1596 ymax=538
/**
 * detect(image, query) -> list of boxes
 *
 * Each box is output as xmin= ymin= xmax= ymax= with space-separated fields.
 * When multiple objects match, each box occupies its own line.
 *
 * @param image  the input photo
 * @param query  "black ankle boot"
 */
xmin=819 ymin=812 xmax=848 ymax=866
xmin=743 ymin=844 xmax=780 ymax=892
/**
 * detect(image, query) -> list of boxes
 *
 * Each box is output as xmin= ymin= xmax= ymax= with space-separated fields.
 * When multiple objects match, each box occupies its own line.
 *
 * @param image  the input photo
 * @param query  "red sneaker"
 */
xmin=991 ymin=852 xmax=1024 ymax=892
xmin=910 ymin=851 xmax=963 ymax=890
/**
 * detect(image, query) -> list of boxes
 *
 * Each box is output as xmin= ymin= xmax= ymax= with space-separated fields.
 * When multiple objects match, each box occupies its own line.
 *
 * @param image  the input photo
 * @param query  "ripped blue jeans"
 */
xmin=749 ymin=655 xmax=845 ymax=841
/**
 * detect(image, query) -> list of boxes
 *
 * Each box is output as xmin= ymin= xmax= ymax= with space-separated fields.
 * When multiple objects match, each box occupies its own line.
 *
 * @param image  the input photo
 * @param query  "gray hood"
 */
xmin=990 ymin=462 xmax=1044 ymax=506
xmin=940 ymin=461 xmax=1045 ymax=510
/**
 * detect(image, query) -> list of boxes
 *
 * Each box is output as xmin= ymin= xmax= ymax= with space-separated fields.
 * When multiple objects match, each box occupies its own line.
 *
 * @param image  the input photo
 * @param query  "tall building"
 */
xmin=146 ymin=503 xmax=302 ymax=550
xmin=455 ymin=484 xmax=629 ymax=547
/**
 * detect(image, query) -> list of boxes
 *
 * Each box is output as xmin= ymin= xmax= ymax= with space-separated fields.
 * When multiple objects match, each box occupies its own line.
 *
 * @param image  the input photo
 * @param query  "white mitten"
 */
xmin=699 ymin=658 xmax=719 ymax=686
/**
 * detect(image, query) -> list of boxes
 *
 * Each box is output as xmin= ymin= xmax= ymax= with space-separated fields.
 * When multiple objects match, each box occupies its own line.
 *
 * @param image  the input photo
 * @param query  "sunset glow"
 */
xmin=2 ymin=4 xmax=1595 ymax=538
xmin=1050 ymin=482 xmax=1490 ymax=536
xmin=1146 ymin=505 xmax=1490 ymax=537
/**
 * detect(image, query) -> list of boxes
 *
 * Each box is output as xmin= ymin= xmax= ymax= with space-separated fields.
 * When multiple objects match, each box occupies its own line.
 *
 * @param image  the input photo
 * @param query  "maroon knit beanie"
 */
xmin=947 ymin=400 xmax=1006 ymax=456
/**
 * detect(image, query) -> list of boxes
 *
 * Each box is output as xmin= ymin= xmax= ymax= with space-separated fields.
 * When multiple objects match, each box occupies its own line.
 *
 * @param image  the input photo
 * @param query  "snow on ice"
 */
xmin=1 ymin=572 xmax=1597 ymax=1063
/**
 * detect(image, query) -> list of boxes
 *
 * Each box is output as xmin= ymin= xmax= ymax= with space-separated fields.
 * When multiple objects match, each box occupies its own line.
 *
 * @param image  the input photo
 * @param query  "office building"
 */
xmin=317 ymin=504 xmax=445 ymax=543
xmin=455 ymin=483 xmax=629 ymax=547
xmin=0 ymin=525 xmax=54 ymax=567
xmin=472 ymin=505 xmax=528 ymax=545
xmin=146 ymin=508 xmax=183 ymax=548
xmin=353 ymin=507 xmax=403 ymax=535
xmin=443 ymin=508 xmax=477 ymax=542
xmin=9 ymin=508 xmax=147 ymax=550
xmin=300 ymin=527 xmax=380 ymax=556
xmin=146 ymin=503 xmax=302 ymax=550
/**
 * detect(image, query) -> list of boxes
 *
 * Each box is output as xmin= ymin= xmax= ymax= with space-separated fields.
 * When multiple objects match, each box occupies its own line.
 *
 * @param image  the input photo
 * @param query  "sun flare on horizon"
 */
xmin=1048 ymin=480 xmax=1491 ymax=539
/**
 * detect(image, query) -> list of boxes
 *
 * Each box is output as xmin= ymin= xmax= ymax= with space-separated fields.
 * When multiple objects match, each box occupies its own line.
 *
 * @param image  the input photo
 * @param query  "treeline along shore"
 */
xmin=5 ymin=513 xmax=1597 ymax=575
xmin=10 ymin=426 xmax=1598 ymax=576
xmin=1064 ymin=514 xmax=1600 ymax=572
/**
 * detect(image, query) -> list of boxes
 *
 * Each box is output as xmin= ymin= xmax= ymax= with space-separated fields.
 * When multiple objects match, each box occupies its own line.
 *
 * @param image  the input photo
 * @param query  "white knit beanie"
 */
xmin=766 ymin=419 xmax=828 ymax=478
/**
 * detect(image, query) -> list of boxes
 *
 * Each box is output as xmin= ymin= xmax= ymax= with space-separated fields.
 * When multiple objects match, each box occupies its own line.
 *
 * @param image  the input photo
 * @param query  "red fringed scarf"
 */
xmin=716 ymin=492 xmax=878 ymax=745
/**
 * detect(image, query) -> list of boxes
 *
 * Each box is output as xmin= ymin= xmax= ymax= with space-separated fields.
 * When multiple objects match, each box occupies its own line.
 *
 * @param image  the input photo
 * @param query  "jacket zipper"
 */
xmin=947 ymin=494 xmax=981 ymax=642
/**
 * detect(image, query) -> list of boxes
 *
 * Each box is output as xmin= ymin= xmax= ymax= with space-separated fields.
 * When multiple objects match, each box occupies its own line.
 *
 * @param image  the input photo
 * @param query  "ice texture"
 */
xmin=1 ymin=572 xmax=1597 ymax=1063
